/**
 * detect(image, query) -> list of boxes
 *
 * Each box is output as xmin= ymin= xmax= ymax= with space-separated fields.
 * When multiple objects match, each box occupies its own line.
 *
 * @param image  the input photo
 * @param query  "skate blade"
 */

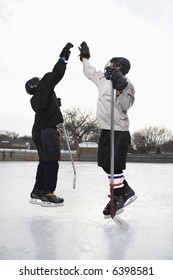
xmin=29 ymin=198 xmax=42 ymax=205
xmin=104 ymin=207 xmax=124 ymax=219
xmin=124 ymin=195 xmax=137 ymax=208
xmin=40 ymin=201 xmax=64 ymax=207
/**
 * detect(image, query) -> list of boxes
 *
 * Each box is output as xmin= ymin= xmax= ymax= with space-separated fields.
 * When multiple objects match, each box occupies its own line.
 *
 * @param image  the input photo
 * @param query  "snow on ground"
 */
xmin=0 ymin=161 xmax=173 ymax=260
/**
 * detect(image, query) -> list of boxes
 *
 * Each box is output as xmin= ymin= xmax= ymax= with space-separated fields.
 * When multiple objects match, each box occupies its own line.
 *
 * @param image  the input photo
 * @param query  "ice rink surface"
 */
xmin=0 ymin=161 xmax=173 ymax=260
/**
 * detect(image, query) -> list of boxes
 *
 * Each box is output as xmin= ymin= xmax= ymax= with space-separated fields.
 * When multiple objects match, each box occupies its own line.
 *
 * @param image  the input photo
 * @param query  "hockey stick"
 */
xmin=62 ymin=123 xmax=76 ymax=189
xmin=110 ymin=85 xmax=129 ymax=230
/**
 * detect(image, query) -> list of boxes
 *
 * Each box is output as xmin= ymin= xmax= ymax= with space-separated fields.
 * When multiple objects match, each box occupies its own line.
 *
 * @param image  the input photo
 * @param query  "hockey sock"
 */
xmin=108 ymin=172 xmax=124 ymax=196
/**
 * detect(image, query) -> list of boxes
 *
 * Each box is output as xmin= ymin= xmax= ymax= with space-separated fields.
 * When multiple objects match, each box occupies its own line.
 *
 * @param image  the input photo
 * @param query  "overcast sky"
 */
xmin=0 ymin=0 xmax=173 ymax=136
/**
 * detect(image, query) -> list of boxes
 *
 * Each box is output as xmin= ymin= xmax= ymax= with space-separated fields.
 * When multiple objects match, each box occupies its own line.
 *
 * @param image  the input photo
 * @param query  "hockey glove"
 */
xmin=59 ymin=42 xmax=74 ymax=61
xmin=105 ymin=66 xmax=128 ymax=91
xmin=78 ymin=41 xmax=90 ymax=61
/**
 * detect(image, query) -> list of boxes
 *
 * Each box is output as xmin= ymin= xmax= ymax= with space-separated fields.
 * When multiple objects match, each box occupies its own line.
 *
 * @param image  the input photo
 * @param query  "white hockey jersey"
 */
xmin=82 ymin=58 xmax=135 ymax=131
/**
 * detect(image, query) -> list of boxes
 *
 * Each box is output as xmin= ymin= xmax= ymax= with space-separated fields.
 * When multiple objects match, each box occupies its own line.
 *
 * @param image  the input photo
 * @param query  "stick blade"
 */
xmin=113 ymin=215 xmax=130 ymax=230
xmin=73 ymin=174 xmax=76 ymax=189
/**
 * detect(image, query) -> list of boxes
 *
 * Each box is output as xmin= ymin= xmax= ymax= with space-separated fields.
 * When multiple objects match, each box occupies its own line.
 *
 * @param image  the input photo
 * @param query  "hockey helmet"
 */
xmin=110 ymin=57 xmax=131 ymax=75
xmin=25 ymin=77 xmax=40 ymax=95
xmin=105 ymin=57 xmax=131 ymax=75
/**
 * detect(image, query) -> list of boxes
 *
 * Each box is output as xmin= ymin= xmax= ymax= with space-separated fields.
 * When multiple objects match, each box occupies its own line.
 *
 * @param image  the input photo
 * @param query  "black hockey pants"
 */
xmin=32 ymin=128 xmax=60 ymax=193
xmin=98 ymin=129 xmax=131 ymax=173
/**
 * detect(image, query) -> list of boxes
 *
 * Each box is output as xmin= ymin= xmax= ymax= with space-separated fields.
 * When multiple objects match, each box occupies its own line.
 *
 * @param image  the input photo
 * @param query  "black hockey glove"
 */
xmin=78 ymin=41 xmax=90 ymax=61
xmin=105 ymin=66 xmax=128 ymax=91
xmin=59 ymin=42 xmax=74 ymax=61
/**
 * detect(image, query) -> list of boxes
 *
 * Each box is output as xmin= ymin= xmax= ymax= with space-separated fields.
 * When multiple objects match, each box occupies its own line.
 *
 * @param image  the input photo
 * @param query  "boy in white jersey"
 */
xmin=79 ymin=42 xmax=137 ymax=217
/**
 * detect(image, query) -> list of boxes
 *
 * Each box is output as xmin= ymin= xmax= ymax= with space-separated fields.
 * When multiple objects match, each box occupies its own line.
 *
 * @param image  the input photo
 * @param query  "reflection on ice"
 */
xmin=0 ymin=161 xmax=173 ymax=260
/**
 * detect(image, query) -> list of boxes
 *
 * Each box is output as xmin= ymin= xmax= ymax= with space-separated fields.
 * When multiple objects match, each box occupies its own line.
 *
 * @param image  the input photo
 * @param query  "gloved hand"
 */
xmin=78 ymin=41 xmax=90 ymax=61
xmin=104 ymin=66 xmax=114 ymax=80
xmin=59 ymin=42 xmax=74 ymax=61
xmin=105 ymin=66 xmax=128 ymax=91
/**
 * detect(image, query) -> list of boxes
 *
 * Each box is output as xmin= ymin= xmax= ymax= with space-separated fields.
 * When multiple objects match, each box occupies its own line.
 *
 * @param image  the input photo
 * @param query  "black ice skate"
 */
xmin=41 ymin=192 xmax=64 ymax=207
xmin=122 ymin=180 xmax=137 ymax=207
xmin=29 ymin=188 xmax=43 ymax=205
xmin=103 ymin=195 xmax=124 ymax=218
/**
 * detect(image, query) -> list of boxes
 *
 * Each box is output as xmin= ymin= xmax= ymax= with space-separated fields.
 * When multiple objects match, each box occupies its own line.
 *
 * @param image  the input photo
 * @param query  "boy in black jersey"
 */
xmin=25 ymin=43 xmax=73 ymax=206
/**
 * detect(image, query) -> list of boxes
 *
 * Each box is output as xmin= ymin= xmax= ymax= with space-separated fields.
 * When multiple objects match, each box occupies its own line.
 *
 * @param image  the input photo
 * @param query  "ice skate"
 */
xmin=40 ymin=192 xmax=64 ymax=207
xmin=103 ymin=195 xmax=124 ymax=218
xmin=29 ymin=188 xmax=43 ymax=205
xmin=122 ymin=180 xmax=137 ymax=207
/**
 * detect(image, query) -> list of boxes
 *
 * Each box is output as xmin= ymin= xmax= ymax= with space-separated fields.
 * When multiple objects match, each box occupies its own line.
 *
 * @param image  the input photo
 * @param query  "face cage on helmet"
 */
xmin=104 ymin=60 xmax=120 ymax=75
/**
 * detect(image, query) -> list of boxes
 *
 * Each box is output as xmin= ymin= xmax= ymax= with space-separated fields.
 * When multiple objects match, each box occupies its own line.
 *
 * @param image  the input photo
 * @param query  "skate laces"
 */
xmin=106 ymin=195 xmax=123 ymax=207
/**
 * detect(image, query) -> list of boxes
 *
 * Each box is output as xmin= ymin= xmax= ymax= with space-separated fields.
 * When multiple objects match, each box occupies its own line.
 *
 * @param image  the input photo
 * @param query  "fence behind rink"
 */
xmin=0 ymin=149 xmax=39 ymax=161
xmin=0 ymin=141 xmax=98 ymax=161
xmin=0 ymin=148 xmax=97 ymax=162
xmin=1 ymin=147 xmax=173 ymax=163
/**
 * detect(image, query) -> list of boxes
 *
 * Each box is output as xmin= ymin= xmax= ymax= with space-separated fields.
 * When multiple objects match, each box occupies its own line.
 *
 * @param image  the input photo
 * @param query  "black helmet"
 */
xmin=110 ymin=57 xmax=131 ymax=75
xmin=25 ymin=77 xmax=40 ymax=95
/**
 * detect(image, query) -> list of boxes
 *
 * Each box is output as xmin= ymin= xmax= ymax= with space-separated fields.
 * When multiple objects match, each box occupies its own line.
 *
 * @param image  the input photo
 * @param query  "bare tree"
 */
xmin=0 ymin=130 xmax=19 ymax=140
xmin=63 ymin=108 xmax=100 ymax=148
xmin=161 ymin=140 xmax=173 ymax=153
xmin=131 ymin=126 xmax=173 ymax=153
